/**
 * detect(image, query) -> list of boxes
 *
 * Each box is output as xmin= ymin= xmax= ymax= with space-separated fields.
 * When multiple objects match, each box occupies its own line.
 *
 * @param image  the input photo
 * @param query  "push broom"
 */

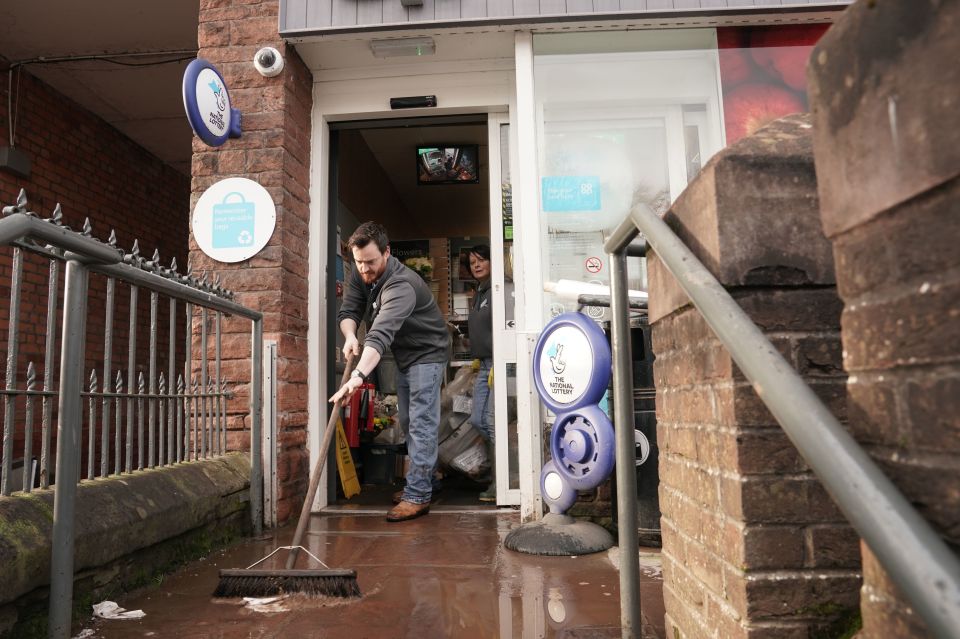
xmin=214 ymin=355 xmax=361 ymax=598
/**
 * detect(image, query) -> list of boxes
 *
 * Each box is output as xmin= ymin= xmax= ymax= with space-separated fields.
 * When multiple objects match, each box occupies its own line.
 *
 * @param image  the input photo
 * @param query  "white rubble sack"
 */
xmin=92 ymin=601 xmax=146 ymax=620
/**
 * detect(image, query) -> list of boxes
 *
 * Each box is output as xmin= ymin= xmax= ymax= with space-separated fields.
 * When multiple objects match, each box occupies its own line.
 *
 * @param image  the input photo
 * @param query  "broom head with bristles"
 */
xmin=214 ymin=568 xmax=361 ymax=598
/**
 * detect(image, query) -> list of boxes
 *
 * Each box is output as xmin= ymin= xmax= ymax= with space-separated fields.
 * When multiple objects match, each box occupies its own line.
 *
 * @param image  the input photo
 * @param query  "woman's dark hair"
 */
xmin=348 ymin=222 xmax=390 ymax=253
xmin=469 ymin=244 xmax=490 ymax=261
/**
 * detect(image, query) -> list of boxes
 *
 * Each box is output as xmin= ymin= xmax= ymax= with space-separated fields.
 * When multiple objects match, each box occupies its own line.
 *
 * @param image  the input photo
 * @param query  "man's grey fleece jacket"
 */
xmin=337 ymin=254 xmax=450 ymax=371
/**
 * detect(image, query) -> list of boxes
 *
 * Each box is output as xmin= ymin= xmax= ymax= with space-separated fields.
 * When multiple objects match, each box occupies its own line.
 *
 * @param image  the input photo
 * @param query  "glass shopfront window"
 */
xmin=532 ymin=26 xmax=827 ymax=319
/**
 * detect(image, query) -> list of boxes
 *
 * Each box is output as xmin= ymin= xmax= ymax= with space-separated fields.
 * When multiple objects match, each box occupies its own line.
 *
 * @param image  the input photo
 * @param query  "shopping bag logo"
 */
xmin=211 ymin=192 xmax=255 ymax=249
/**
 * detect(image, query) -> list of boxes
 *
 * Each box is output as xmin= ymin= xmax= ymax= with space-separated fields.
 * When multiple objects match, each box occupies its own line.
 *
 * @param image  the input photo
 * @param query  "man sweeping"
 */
xmin=330 ymin=222 xmax=450 ymax=522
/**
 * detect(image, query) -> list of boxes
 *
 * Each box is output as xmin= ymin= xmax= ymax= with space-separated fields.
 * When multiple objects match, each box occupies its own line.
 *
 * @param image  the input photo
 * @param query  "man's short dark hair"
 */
xmin=348 ymin=222 xmax=390 ymax=253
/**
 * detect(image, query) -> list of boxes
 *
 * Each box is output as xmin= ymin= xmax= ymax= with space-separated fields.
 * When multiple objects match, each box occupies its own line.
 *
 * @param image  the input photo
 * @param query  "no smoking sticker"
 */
xmin=585 ymin=257 xmax=602 ymax=273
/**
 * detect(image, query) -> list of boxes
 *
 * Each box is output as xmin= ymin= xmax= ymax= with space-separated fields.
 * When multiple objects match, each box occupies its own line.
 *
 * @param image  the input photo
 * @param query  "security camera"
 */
xmin=253 ymin=47 xmax=284 ymax=77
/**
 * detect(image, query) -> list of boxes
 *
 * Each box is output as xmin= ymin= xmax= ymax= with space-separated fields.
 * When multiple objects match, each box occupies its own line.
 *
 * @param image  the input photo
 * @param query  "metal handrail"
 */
xmin=0 ymin=191 xmax=266 ymax=638
xmin=606 ymin=204 xmax=960 ymax=639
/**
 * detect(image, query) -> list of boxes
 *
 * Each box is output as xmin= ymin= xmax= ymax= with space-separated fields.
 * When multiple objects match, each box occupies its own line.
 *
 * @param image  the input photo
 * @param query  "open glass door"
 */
xmin=488 ymin=113 xmax=520 ymax=505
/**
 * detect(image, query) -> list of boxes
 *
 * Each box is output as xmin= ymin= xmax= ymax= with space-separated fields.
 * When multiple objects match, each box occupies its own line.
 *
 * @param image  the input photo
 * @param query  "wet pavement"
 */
xmin=78 ymin=507 xmax=665 ymax=638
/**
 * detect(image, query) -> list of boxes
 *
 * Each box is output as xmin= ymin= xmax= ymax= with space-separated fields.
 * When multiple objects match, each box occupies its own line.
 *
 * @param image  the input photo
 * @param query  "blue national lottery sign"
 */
xmin=182 ymin=59 xmax=242 ymax=147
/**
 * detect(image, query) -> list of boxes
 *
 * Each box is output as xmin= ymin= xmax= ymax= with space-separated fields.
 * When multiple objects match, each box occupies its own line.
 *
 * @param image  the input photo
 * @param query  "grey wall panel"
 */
xmin=383 ymin=1 xmax=410 ymax=22
xmin=567 ymin=0 xmax=594 ymax=13
xmin=539 ymin=0 xmax=567 ymax=14
xmin=281 ymin=0 xmax=850 ymax=34
xmin=435 ymin=0 xmax=462 ymax=19
xmin=513 ymin=0 xmax=541 ymax=17
xmin=358 ymin=0 xmax=384 ymax=24
xmin=282 ymin=0 xmax=310 ymax=31
xmin=462 ymin=0 xmax=488 ymax=18
xmin=486 ymin=0 xmax=515 ymax=15
xmin=332 ymin=0 xmax=358 ymax=25
xmin=408 ymin=0 xmax=437 ymax=22
xmin=306 ymin=0 xmax=333 ymax=27
xmin=594 ymin=0 xmax=622 ymax=10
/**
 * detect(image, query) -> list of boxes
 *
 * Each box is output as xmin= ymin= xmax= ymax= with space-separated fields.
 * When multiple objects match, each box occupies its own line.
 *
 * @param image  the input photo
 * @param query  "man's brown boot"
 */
xmin=386 ymin=500 xmax=430 ymax=522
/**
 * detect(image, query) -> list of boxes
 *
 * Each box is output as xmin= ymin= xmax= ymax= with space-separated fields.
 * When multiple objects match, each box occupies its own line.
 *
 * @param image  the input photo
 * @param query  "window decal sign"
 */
xmin=182 ymin=58 xmax=242 ymax=147
xmin=193 ymin=178 xmax=275 ymax=263
xmin=541 ymin=176 xmax=601 ymax=212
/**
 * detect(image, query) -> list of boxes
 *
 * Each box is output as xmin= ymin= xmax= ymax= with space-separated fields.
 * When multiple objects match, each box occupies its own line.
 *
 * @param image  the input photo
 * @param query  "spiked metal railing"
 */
xmin=0 ymin=190 xmax=265 ymax=639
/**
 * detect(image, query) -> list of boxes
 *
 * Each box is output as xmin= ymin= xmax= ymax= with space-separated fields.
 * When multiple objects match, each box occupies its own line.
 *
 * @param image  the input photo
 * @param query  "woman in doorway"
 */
xmin=468 ymin=245 xmax=496 ymax=502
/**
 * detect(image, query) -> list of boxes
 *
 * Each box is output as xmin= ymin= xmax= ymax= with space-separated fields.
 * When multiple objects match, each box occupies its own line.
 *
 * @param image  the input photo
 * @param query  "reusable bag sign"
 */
xmin=193 ymin=177 xmax=276 ymax=263
xmin=212 ymin=192 xmax=255 ymax=249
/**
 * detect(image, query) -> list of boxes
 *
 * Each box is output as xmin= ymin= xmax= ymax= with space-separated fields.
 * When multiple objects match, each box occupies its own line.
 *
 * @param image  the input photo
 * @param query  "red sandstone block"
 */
xmin=740 ymin=525 xmax=805 ymax=570
xmin=737 ymin=476 xmax=843 ymax=524
xmin=806 ymin=525 xmax=861 ymax=569
xmin=845 ymin=374 xmax=902 ymax=447
xmin=795 ymin=335 xmax=844 ymax=378
xmin=720 ymin=430 xmax=808 ymax=475
xmin=809 ymin=0 xmax=960 ymax=237
xmin=744 ymin=571 xmax=862 ymax=621
xmin=842 ymin=279 xmax=960 ymax=371
xmin=904 ymin=373 xmax=960 ymax=454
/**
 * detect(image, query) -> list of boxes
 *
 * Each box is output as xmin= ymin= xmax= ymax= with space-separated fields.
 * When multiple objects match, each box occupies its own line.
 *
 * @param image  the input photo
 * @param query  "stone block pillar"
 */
xmin=649 ymin=115 xmax=861 ymax=638
xmin=192 ymin=0 xmax=313 ymax=523
xmin=808 ymin=1 xmax=960 ymax=636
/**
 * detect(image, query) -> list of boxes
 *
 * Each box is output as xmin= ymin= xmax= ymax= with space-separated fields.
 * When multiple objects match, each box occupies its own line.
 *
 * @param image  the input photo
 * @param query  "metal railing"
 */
xmin=0 ymin=190 xmax=265 ymax=638
xmin=605 ymin=204 xmax=960 ymax=639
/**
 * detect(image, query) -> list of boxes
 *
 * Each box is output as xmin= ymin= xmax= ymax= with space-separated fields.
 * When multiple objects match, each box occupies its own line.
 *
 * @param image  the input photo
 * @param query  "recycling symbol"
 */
xmin=237 ymin=230 xmax=253 ymax=245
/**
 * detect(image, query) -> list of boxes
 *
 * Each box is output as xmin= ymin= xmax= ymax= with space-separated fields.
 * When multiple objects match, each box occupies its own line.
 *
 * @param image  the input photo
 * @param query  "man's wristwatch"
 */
xmin=350 ymin=368 xmax=369 ymax=383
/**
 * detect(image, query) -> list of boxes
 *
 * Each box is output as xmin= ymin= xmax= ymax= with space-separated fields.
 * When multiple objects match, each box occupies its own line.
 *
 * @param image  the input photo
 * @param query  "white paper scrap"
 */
xmin=92 ymin=600 xmax=146 ymax=620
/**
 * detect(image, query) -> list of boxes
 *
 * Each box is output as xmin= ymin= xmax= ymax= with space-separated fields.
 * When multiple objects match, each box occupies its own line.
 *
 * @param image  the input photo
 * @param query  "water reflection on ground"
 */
xmin=79 ymin=509 xmax=664 ymax=638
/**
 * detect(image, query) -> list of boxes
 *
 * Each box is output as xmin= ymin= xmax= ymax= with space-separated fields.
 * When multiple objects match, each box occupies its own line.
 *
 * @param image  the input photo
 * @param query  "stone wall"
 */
xmin=192 ymin=0 xmax=314 ymax=523
xmin=808 ymin=1 xmax=960 ymax=636
xmin=648 ymin=115 xmax=861 ymax=638
xmin=0 ymin=453 xmax=251 ymax=637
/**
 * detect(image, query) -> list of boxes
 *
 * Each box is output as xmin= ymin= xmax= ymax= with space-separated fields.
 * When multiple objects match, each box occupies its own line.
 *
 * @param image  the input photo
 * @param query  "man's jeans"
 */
xmin=397 ymin=361 xmax=445 ymax=505
xmin=471 ymin=357 xmax=494 ymax=442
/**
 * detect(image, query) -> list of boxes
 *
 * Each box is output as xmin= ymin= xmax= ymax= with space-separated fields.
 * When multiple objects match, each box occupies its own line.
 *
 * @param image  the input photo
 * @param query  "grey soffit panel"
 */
xmin=280 ymin=1 xmax=852 ymax=35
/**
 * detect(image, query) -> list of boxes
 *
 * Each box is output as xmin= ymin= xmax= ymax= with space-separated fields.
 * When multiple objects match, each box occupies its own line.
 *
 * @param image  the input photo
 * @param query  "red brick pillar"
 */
xmin=192 ymin=0 xmax=313 ymax=523
xmin=808 ymin=1 xmax=960 ymax=636
xmin=648 ymin=115 xmax=861 ymax=638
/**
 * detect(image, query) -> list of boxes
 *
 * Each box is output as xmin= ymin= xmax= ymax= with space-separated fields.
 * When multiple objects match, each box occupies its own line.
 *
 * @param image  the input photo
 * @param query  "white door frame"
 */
xmin=305 ymin=53 xmax=547 ymax=513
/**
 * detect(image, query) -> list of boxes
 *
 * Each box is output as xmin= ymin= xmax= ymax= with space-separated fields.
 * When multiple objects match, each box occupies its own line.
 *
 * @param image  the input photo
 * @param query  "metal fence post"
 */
xmin=609 ymin=247 xmax=641 ymax=638
xmin=250 ymin=319 xmax=263 ymax=536
xmin=48 ymin=258 xmax=89 ymax=639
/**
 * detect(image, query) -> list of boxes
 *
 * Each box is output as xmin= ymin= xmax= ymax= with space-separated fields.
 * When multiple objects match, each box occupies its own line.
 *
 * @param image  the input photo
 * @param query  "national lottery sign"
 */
xmin=182 ymin=58 xmax=242 ymax=147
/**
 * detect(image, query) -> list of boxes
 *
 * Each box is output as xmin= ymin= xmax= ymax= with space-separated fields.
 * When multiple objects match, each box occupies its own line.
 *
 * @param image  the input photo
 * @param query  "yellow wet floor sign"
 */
xmin=335 ymin=418 xmax=361 ymax=499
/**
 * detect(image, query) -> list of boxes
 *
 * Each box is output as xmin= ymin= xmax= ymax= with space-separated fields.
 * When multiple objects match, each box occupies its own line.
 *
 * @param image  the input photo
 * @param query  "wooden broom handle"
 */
xmin=285 ymin=353 xmax=356 ymax=570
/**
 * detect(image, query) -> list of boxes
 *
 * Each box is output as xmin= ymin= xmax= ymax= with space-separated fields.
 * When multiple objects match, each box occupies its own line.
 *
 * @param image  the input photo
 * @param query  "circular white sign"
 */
xmin=195 ymin=67 xmax=231 ymax=138
xmin=193 ymin=177 xmax=276 ymax=263
xmin=538 ymin=325 xmax=594 ymax=405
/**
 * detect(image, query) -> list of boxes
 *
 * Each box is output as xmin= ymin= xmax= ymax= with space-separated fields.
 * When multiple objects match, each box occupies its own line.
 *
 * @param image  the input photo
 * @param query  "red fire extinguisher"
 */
xmin=343 ymin=383 xmax=375 ymax=447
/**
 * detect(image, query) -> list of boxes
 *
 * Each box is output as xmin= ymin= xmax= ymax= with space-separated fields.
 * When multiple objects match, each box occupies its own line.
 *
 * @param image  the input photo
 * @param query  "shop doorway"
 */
xmin=325 ymin=114 xmax=519 ymax=509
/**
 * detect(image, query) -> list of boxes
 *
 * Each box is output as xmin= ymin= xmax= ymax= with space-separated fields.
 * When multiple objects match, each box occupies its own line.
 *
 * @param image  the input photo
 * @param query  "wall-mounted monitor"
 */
xmin=416 ymin=144 xmax=480 ymax=185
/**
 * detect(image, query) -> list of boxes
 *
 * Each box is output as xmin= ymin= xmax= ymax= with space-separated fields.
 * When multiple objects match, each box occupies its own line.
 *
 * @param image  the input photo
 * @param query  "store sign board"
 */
xmin=541 ymin=176 xmax=601 ymax=212
xmin=182 ymin=58 xmax=242 ymax=147
xmin=538 ymin=325 xmax=593 ymax=406
xmin=193 ymin=178 xmax=276 ymax=263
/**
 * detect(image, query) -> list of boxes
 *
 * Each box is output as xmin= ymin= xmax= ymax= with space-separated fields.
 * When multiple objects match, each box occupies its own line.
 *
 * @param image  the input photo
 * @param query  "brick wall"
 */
xmin=648 ymin=115 xmax=861 ymax=638
xmin=808 ymin=1 xmax=960 ymax=636
xmin=0 ymin=69 xmax=190 ymax=473
xmin=193 ymin=0 xmax=313 ymax=523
